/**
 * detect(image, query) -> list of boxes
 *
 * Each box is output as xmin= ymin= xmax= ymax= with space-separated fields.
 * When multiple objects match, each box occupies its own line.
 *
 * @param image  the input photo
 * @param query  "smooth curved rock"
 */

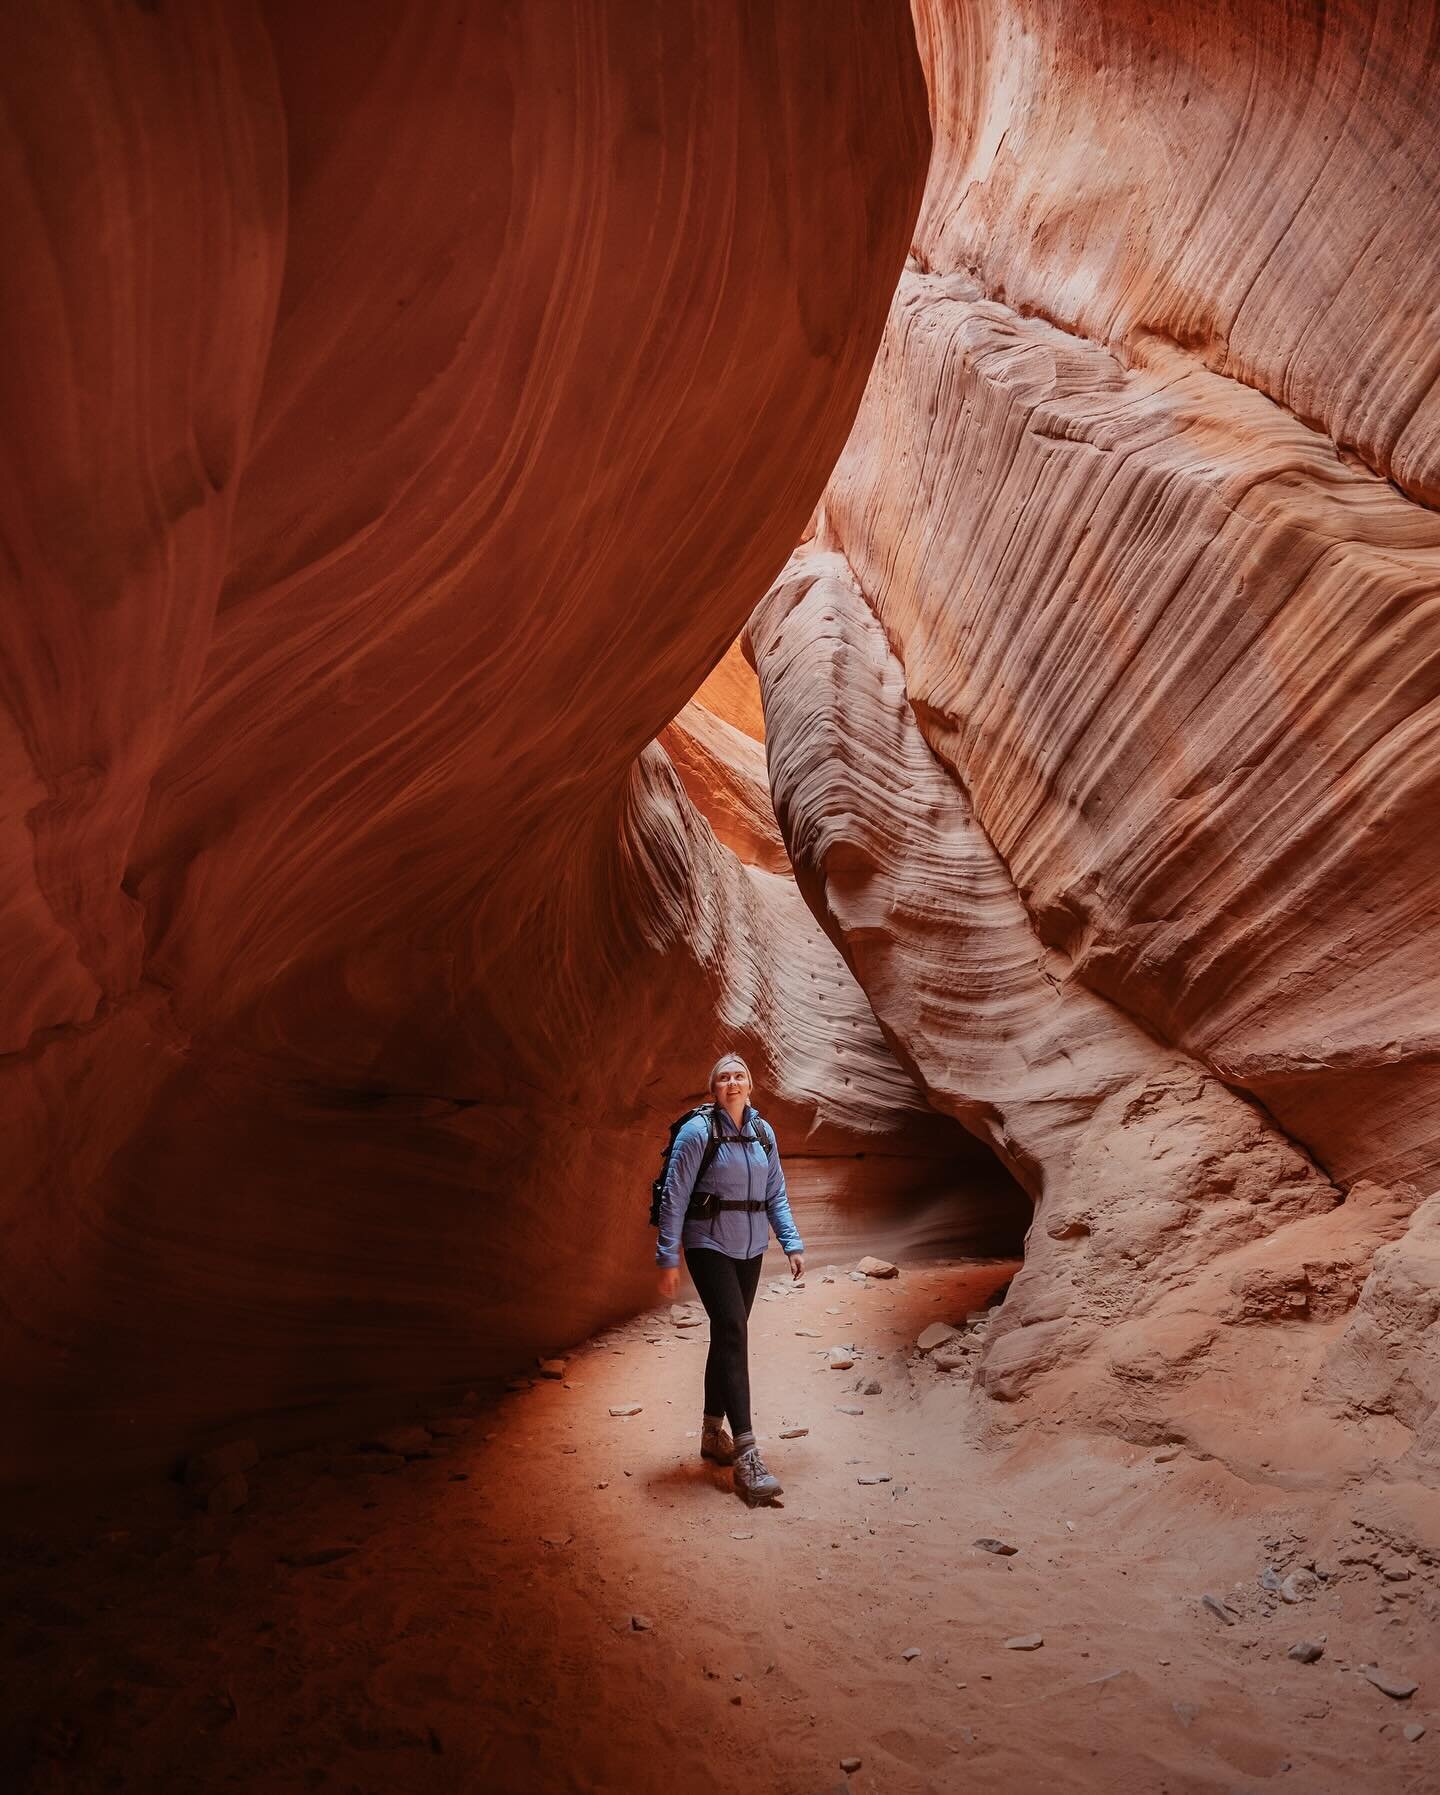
xmin=747 ymin=0 xmax=1440 ymax=1412
xmin=749 ymin=547 xmax=1342 ymax=1396
xmin=912 ymin=0 xmax=1440 ymax=505
xmin=0 ymin=0 xmax=931 ymax=1479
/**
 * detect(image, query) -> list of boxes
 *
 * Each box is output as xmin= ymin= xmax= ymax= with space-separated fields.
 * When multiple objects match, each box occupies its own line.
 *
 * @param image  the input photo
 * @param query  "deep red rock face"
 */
xmin=748 ymin=0 xmax=1440 ymax=1417
xmin=0 ymin=0 xmax=931 ymax=1478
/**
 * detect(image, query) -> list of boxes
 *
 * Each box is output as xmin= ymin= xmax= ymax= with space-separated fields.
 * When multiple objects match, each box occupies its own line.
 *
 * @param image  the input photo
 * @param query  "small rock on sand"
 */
xmin=185 ymin=1439 xmax=260 ymax=1494
xmin=856 ymin=1257 xmax=898 ymax=1278
xmin=539 ymin=1359 xmax=566 ymax=1379
xmin=857 ymin=1474 xmax=892 ymax=1486
xmin=974 ymin=1538 xmax=1018 ymax=1556
xmin=1288 ymin=1640 xmax=1325 ymax=1663
xmin=358 ymin=1425 xmax=435 ymax=1457
xmin=835 ymin=1405 xmax=864 ymax=1416
xmin=1360 ymin=1663 xmax=1419 ymax=1700
xmin=917 ymin=1322 xmax=959 ymax=1352
xmin=780 ymin=1427 xmax=809 ymax=1439
xmin=608 ymin=1404 xmax=643 ymax=1417
xmin=1201 ymin=1594 xmax=1238 ymax=1626
xmin=827 ymin=1349 xmax=855 ymax=1370
xmin=840 ymin=1756 xmax=862 ymax=1772
xmin=629 ymin=1614 xmax=653 ymax=1631
xmin=1005 ymin=1635 xmax=1044 ymax=1651
xmin=205 ymin=1472 xmax=250 ymax=1514
xmin=901 ymin=1647 xmax=922 ymax=1661
xmin=1404 ymin=1723 xmax=1426 ymax=1742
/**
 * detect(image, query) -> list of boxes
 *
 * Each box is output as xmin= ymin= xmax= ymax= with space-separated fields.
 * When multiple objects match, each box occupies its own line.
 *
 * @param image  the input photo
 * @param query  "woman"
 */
xmin=655 ymin=1053 xmax=805 ymax=1504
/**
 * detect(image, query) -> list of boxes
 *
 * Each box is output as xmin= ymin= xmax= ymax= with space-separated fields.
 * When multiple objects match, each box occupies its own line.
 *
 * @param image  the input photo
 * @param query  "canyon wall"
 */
xmin=0 ymin=0 xmax=938 ymax=1481
xmin=747 ymin=0 xmax=1440 ymax=1454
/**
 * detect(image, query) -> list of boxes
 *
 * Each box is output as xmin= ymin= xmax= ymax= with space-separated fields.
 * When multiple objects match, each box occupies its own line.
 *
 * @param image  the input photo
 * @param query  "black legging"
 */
xmin=683 ymin=1247 xmax=764 ymax=1435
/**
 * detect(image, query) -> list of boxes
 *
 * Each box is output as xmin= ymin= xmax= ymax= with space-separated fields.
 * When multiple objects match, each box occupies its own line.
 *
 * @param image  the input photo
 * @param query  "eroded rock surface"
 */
xmin=0 ymin=0 xmax=932 ymax=1479
xmin=747 ymin=0 xmax=1440 ymax=1426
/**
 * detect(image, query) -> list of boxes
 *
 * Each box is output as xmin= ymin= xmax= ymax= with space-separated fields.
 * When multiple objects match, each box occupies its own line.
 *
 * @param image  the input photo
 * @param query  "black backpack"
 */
xmin=648 ymin=1102 xmax=774 ymax=1227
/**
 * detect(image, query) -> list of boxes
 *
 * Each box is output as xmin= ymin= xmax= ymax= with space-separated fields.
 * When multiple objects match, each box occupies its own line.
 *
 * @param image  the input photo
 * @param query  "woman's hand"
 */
xmin=658 ymin=1266 xmax=680 ymax=1302
xmin=788 ymin=1253 xmax=805 ymax=1280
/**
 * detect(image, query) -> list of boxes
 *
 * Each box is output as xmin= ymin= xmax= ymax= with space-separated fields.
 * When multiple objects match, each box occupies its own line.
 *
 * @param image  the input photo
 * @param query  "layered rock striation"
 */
xmin=0 ymin=0 xmax=934 ymax=1479
xmin=747 ymin=0 xmax=1440 ymax=1427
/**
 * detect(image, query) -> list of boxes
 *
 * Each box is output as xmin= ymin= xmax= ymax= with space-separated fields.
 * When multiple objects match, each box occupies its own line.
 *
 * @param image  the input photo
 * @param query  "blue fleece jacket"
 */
xmin=655 ymin=1104 xmax=804 ymax=1269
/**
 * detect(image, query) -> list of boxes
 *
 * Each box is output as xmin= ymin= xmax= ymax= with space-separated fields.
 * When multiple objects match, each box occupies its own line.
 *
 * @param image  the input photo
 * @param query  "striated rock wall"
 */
xmin=0 ymin=0 xmax=933 ymax=1480
xmin=748 ymin=0 xmax=1440 ymax=1416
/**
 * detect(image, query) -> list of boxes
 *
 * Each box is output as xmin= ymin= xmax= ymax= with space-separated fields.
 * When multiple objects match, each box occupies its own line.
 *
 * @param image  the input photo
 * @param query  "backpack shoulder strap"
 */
xmin=695 ymin=1103 xmax=724 ymax=1182
xmin=747 ymin=1112 xmax=774 ymax=1156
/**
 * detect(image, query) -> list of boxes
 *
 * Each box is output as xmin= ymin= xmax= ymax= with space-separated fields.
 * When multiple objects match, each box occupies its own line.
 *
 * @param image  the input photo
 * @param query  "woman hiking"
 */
xmin=655 ymin=1053 xmax=805 ymax=1505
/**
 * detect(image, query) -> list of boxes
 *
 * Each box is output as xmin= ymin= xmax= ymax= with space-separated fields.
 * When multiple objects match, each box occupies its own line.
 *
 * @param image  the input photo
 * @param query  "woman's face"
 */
xmin=712 ymin=1065 xmax=751 ymax=1106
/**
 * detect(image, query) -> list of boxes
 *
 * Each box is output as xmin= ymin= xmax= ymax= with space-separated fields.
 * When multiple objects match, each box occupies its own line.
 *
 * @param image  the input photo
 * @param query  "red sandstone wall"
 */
xmin=0 ymin=0 xmax=931 ymax=1481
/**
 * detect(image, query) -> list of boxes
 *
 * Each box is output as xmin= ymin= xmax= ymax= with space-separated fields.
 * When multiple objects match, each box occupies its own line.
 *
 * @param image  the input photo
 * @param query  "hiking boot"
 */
xmin=731 ymin=1443 xmax=783 ymax=1505
xmin=700 ymin=1419 xmax=736 ymax=1465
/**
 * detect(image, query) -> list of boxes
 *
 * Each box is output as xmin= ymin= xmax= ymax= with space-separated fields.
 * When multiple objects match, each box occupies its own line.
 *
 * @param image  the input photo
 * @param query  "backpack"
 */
xmin=647 ymin=1102 xmax=774 ymax=1227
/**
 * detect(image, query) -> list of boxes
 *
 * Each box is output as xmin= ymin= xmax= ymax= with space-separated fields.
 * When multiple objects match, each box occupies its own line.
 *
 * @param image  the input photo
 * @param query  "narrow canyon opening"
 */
xmin=4 ymin=3 xmax=1440 ymax=1793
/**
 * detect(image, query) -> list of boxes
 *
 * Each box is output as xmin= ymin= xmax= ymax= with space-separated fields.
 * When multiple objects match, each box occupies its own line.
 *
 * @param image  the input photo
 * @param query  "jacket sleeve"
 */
xmin=656 ymin=1117 xmax=707 ymax=1269
xmin=764 ymin=1134 xmax=804 ymax=1255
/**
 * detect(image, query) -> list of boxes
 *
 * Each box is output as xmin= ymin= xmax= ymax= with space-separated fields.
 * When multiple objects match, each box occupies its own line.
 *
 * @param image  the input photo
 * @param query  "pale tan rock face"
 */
xmin=748 ymin=550 xmax=1343 ymax=1398
xmin=747 ymin=0 xmax=1440 ymax=1411
xmin=0 ymin=0 xmax=932 ymax=1477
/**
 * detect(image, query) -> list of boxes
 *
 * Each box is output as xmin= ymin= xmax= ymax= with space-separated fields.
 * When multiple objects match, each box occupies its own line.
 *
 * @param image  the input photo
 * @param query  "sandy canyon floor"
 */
xmin=6 ymin=1257 xmax=1437 ymax=1795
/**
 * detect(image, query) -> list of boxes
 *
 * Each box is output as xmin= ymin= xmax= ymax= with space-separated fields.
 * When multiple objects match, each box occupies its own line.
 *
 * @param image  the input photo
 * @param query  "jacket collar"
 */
xmin=713 ymin=1102 xmax=753 ymax=1135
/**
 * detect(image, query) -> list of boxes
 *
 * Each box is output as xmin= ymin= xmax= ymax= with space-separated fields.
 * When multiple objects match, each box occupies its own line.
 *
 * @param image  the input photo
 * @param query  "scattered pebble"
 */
xmin=840 ymin=1756 xmax=862 ymax=1773
xmin=795 ymin=1329 xmax=822 ymax=1338
xmin=540 ymin=1532 xmax=572 ymax=1548
xmin=1201 ymin=1593 xmax=1238 ymax=1626
xmin=1281 ymin=1569 xmax=1318 ymax=1603
xmin=835 ymin=1405 xmax=864 ymax=1416
xmin=917 ymin=1322 xmax=959 ymax=1352
xmin=731 ymin=1531 xmax=754 ymax=1541
xmin=1288 ymin=1641 xmax=1325 ymax=1664
xmin=857 ymin=1474 xmax=892 ymax=1486
xmin=630 ymin=1614 xmax=653 ymax=1631
xmin=974 ymin=1538 xmax=1018 ymax=1556
xmin=779 ymin=1427 xmax=809 ymax=1439
xmin=902 ymin=1646 xmax=922 ymax=1661
xmin=539 ymin=1359 xmax=566 ymax=1379
xmin=1404 ymin=1723 xmax=1426 ymax=1743
xmin=862 ymin=1380 xmax=882 ymax=1396
xmin=358 ymin=1425 xmax=434 ymax=1457
xmin=827 ymin=1349 xmax=855 ymax=1370
xmin=1005 ymin=1635 xmax=1044 ymax=1651
xmin=856 ymin=1257 xmax=898 ymax=1278
xmin=1360 ymin=1663 xmax=1419 ymax=1700
xmin=608 ymin=1404 xmax=643 ymax=1417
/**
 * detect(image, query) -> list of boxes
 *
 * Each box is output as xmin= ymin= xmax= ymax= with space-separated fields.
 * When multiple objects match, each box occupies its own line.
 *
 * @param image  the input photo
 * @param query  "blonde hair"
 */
xmin=708 ymin=1053 xmax=752 ymax=1094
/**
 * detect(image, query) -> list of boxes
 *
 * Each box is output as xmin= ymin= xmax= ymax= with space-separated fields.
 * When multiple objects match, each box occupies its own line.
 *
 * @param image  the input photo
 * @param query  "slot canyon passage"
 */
xmin=4 ymin=0 xmax=1440 ymax=1790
